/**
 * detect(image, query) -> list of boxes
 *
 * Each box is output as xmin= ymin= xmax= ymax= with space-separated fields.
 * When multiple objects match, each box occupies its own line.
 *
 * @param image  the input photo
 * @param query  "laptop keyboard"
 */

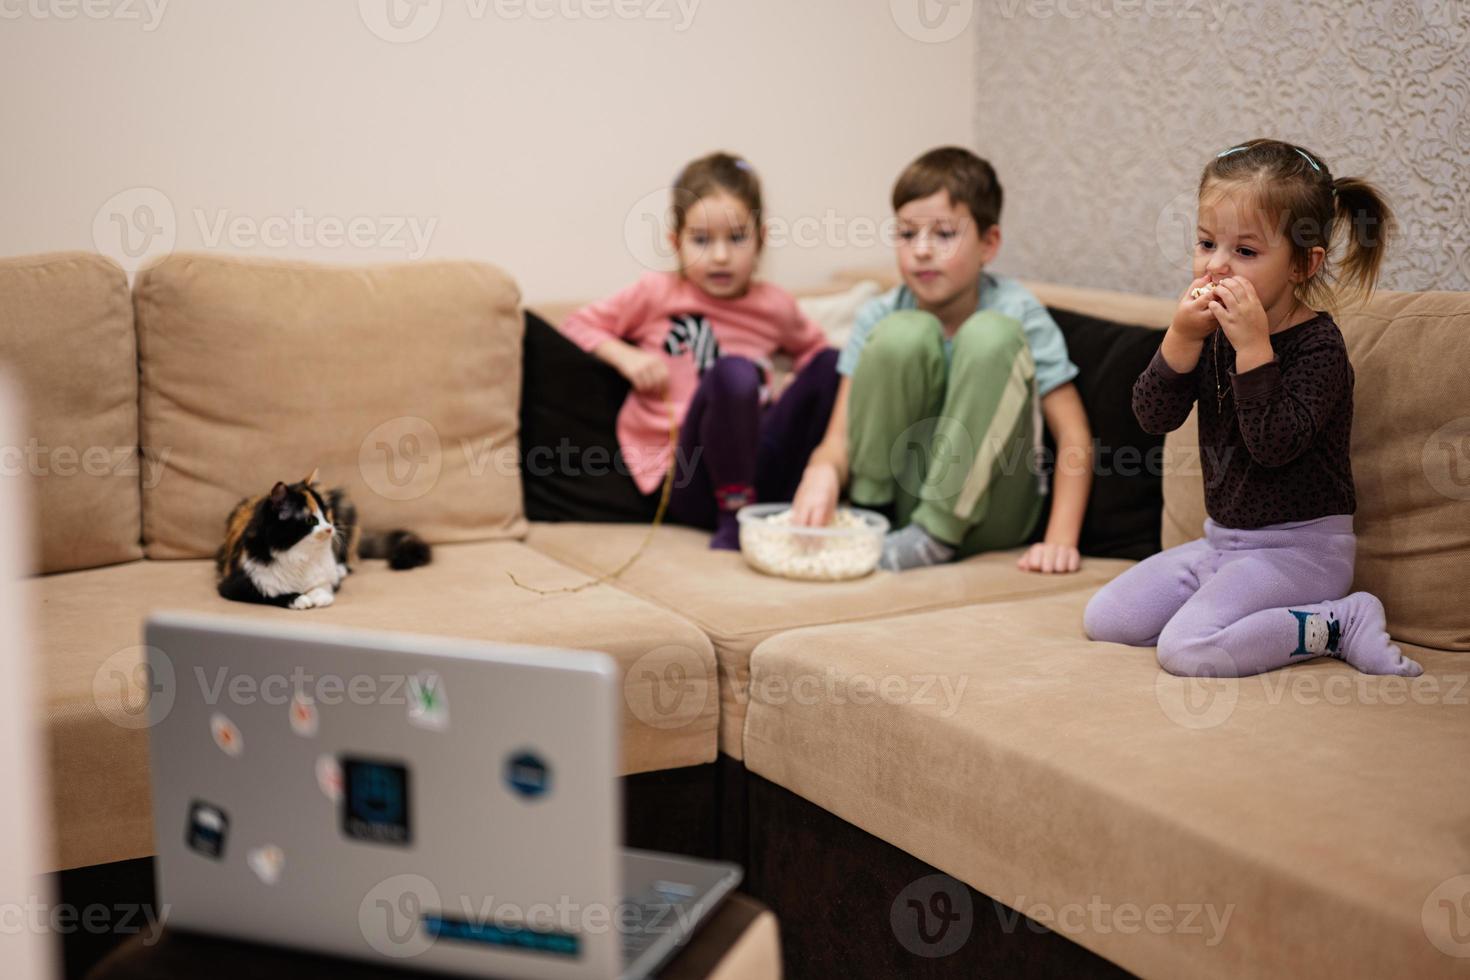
xmin=620 ymin=880 xmax=699 ymax=964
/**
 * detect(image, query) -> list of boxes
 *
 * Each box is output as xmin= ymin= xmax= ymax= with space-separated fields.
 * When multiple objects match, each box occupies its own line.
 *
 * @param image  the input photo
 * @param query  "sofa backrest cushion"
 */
xmin=0 ymin=253 xmax=143 ymax=573
xmin=1159 ymin=411 xmax=1208 ymax=553
xmin=1163 ymin=290 xmax=1470 ymax=652
xmin=1039 ymin=308 xmax=1165 ymax=560
xmin=520 ymin=309 xmax=654 ymax=523
xmin=1017 ymin=283 xmax=1174 ymax=562
xmin=1022 ymin=280 xmax=1176 ymax=332
xmin=134 ymin=254 xmax=527 ymax=559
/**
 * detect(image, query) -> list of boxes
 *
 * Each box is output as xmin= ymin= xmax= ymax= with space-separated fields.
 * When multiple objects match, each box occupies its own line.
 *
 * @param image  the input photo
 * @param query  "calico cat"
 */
xmin=215 ymin=469 xmax=431 ymax=609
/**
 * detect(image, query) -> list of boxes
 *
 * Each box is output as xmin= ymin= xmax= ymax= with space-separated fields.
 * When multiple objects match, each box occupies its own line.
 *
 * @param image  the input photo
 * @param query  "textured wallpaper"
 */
xmin=971 ymin=0 xmax=1470 ymax=299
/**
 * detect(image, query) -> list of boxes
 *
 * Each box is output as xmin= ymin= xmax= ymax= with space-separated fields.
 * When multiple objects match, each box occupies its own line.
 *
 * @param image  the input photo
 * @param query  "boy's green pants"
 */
xmin=847 ymin=310 xmax=1044 ymax=557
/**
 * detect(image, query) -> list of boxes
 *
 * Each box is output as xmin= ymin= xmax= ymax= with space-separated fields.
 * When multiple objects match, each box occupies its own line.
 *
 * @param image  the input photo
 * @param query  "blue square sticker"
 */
xmin=505 ymin=751 xmax=551 ymax=800
xmin=185 ymin=800 xmax=229 ymax=859
xmin=341 ymin=757 xmax=411 ymax=846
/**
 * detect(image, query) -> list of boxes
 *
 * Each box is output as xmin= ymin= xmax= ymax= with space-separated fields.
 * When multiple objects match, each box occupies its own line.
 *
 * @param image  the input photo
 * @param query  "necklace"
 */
xmin=1212 ymin=330 xmax=1228 ymax=414
xmin=1213 ymin=296 xmax=1301 ymax=415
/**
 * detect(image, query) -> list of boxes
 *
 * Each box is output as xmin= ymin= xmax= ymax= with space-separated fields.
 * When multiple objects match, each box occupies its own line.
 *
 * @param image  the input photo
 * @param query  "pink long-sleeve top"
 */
xmin=559 ymin=271 xmax=829 ymax=494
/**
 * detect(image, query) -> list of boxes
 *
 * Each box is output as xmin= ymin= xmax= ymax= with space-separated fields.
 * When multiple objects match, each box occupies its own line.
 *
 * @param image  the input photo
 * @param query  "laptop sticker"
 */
xmin=505 ymin=751 xmax=552 ymax=800
xmin=422 ymin=913 xmax=579 ymax=958
xmin=406 ymin=672 xmax=449 ymax=732
xmin=289 ymin=691 xmax=318 ymax=737
xmin=210 ymin=712 xmax=243 ymax=757
xmin=185 ymin=801 xmax=229 ymax=859
xmin=247 ymin=845 xmax=285 ymax=885
xmin=341 ymin=757 xmax=412 ymax=846
xmin=316 ymin=753 xmax=343 ymax=802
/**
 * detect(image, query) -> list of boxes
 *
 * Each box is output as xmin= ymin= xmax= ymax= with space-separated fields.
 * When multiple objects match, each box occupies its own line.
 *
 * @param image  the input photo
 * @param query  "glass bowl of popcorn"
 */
xmin=736 ymin=504 xmax=890 ymax=581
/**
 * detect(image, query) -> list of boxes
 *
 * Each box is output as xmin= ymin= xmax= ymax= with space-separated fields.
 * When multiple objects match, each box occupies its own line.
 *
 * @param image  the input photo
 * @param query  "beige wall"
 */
xmin=974 ymin=0 xmax=1470 ymax=300
xmin=0 ymin=0 xmax=975 ymax=303
xmin=4 ymin=2 xmax=1463 ymax=306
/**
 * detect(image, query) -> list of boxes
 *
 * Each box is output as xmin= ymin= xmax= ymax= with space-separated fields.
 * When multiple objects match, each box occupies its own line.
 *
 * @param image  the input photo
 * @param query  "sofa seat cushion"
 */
xmin=526 ymin=522 xmax=1134 ymax=757
xmin=38 ymin=542 xmax=717 ymax=871
xmin=0 ymin=252 xmax=142 ymax=573
xmin=744 ymin=590 xmax=1469 ymax=979
xmin=134 ymin=254 xmax=528 ymax=560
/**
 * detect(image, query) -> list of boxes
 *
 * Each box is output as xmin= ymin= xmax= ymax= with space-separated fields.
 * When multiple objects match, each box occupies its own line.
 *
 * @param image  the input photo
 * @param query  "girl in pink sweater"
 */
xmin=559 ymin=152 xmax=837 ymax=548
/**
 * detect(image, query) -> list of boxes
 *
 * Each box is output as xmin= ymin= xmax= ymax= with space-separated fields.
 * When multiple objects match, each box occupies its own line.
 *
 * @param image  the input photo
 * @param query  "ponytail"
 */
xmin=1330 ymin=176 xmax=1395 ymax=303
xmin=1200 ymin=139 xmax=1395 ymax=312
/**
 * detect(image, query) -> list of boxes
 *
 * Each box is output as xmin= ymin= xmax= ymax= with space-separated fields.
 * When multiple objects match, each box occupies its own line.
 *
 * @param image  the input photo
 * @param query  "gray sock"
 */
xmin=879 ymin=523 xmax=956 ymax=572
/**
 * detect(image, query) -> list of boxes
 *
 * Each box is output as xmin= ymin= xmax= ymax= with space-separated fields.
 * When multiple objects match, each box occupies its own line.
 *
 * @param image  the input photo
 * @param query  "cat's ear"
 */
xmin=269 ymin=481 xmax=288 ymax=507
xmin=303 ymin=467 xmax=320 ymax=487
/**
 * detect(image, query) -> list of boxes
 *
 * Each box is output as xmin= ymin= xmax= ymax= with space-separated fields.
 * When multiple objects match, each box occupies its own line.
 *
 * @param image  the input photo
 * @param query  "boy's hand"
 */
xmin=1017 ymin=541 xmax=1080 ymax=574
xmin=790 ymin=463 xmax=839 ymax=527
xmin=1170 ymin=276 xmax=1220 ymax=342
xmin=613 ymin=346 xmax=669 ymax=394
xmin=1208 ymin=277 xmax=1273 ymax=367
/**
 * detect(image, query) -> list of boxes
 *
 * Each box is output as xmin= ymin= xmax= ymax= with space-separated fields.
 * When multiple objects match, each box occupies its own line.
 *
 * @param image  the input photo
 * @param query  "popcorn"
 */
xmin=738 ymin=506 xmax=885 ymax=581
xmin=1190 ymin=284 xmax=1216 ymax=300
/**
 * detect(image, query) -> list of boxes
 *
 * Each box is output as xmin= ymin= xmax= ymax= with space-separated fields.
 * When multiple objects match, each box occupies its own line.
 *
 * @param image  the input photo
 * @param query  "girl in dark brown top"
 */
xmin=1084 ymin=139 xmax=1422 ymax=678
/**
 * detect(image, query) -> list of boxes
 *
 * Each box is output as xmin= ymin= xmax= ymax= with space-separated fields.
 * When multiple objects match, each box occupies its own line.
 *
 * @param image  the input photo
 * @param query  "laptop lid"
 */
xmin=146 ymin=611 xmax=625 ymax=979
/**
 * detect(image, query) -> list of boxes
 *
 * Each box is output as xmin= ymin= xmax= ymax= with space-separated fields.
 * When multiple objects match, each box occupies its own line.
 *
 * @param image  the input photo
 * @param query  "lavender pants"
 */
xmin=1084 ymin=515 xmax=1356 ymax=677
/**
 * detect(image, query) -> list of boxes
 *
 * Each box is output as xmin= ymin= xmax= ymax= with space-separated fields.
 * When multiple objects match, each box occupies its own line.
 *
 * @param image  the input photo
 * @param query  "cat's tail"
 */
xmin=359 ymin=530 xmax=433 ymax=570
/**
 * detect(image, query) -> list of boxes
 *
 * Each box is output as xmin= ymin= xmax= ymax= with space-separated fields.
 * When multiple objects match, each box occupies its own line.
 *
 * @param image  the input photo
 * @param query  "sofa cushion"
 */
xmin=1038 ymin=308 xmax=1165 ymax=560
xmin=526 ymin=522 xmax=1134 ymax=757
xmin=38 ymin=541 xmax=717 ymax=870
xmin=520 ymin=310 xmax=654 ymax=524
xmin=1164 ymin=291 xmax=1470 ymax=651
xmin=0 ymin=252 xmax=142 ymax=573
xmin=1161 ymin=408 xmax=1209 ymax=552
xmin=744 ymin=591 xmax=1468 ymax=980
xmin=827 ymin=273 xmax=1181 ymax=333
xmin=1022 ymin=279 xmax=1176 ymax=330
xmin=796 ymin=279 xmax=886 ymax=351
xmin=134 ymin=254 xmax=527 ymax=560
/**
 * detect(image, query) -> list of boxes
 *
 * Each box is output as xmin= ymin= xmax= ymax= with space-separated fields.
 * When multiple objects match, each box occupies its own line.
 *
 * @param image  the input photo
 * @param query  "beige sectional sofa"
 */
xmin=4 ymin=250 xmax=1468 ymax=979
xmin=5 ymin=252 xmax=719 ymax=870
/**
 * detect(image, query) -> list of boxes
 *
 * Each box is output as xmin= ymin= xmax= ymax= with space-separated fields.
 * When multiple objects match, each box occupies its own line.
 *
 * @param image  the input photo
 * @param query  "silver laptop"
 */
xmin=145 ymin=612 xmax=741 ymax=979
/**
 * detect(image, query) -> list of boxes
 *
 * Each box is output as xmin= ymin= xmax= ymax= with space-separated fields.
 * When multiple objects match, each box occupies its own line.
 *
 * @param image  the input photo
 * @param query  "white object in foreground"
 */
xmin=737 ymin=504 xmax=889 ymax=581
xmin=0 ymin=375 xmax=54 ymax=980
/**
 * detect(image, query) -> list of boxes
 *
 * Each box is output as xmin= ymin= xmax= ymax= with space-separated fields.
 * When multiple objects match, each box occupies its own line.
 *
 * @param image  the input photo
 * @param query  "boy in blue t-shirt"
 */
xmin=790 ymin=147 xmax=1093 ymax=573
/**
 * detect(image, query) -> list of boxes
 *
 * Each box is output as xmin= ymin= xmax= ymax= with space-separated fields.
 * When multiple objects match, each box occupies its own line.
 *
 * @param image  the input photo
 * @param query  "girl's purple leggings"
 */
xmin=1084 ymin=515 xmax=1357 ymax=677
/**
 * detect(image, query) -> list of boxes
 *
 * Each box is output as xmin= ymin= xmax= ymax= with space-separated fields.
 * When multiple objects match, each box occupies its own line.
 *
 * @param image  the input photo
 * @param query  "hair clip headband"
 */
xmin=673 ymin=157 xmax=754 ymax=187
xmin=1216 ymin=143 xmax=1322 ymax=173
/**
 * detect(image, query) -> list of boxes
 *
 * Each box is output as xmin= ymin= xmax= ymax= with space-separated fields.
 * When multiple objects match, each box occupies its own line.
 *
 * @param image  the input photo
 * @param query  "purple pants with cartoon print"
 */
xmin=1084 ymin=515 xmax=1360 ymax=676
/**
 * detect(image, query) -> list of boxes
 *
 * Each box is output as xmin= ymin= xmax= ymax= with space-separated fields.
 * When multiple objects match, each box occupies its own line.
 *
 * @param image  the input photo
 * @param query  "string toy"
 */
xmin=507 ymin=391 xmax=679 ymax=596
